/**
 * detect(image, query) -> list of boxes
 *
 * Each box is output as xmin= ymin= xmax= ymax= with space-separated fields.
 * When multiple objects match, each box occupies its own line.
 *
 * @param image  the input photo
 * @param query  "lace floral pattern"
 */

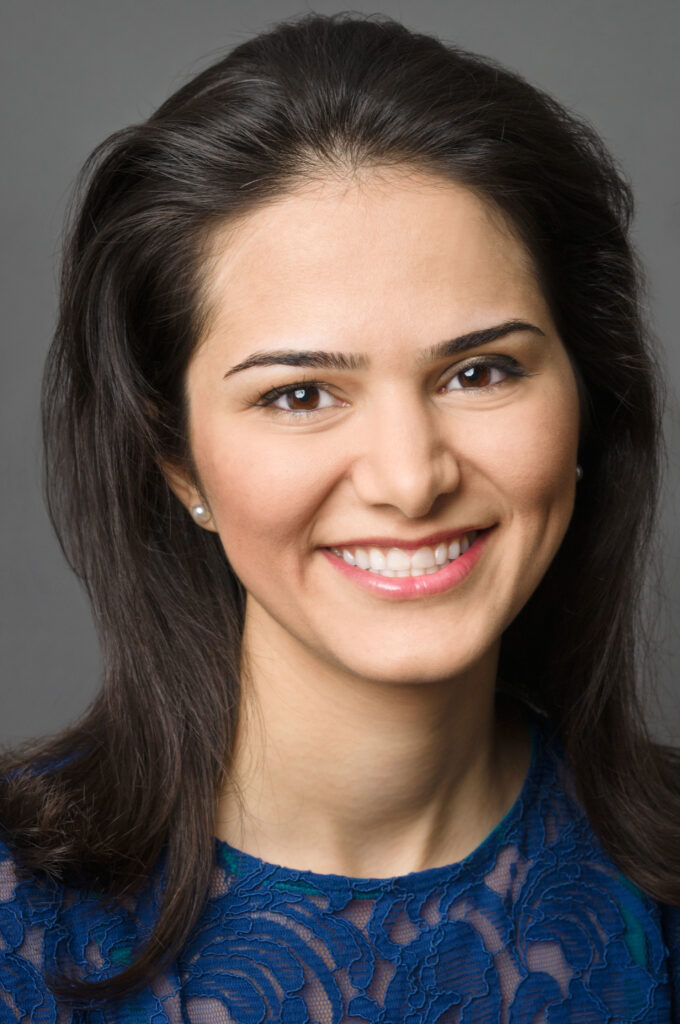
xmin=1 ymin=711 xmax=678 ymax=1022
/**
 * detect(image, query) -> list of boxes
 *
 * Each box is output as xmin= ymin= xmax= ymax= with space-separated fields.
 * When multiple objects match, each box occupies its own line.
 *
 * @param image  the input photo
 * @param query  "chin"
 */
xmin=326 ymin=641 xmax=497 ymax=688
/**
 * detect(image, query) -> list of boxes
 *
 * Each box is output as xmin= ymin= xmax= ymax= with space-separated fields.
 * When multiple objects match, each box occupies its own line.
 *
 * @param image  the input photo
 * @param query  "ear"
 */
xmin=159 ymin=459 xmax=218 ymax=533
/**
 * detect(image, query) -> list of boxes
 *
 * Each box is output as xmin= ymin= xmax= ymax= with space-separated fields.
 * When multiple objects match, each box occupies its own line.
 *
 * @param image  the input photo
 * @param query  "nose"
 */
xmin=350 ymin=390 xmax=461 ymax=518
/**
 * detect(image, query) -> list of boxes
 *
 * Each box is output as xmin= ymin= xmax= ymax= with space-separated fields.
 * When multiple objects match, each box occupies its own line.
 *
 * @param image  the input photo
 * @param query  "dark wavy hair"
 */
xmin=1 ymin=9 xmax=678 ymax=1004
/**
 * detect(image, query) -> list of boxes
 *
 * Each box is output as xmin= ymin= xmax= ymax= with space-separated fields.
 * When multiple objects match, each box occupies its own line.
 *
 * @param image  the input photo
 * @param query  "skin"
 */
xmin=165 ymin=168 xmax=581 ymax=878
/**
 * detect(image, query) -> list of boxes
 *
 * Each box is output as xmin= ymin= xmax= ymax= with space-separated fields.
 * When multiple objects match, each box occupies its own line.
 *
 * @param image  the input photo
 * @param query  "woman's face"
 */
xmin=172 ymin=170 xmax=581 ymax=686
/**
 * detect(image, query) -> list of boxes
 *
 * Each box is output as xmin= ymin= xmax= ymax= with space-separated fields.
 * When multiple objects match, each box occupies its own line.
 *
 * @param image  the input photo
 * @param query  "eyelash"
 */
xmin=250 ymin=355 xmax=530 ymax=418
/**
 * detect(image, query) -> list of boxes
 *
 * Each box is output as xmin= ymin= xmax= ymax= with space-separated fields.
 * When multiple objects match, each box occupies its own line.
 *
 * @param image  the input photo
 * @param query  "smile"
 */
xmin=329 ymin=532 xmax=478 ymax=577
xmin=320 ymin=528 xmax=493 ymax=600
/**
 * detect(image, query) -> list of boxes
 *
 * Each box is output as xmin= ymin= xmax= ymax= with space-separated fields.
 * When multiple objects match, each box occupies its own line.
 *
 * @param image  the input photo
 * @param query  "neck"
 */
xmin=217 ymin=614 xmax=530 ymax=878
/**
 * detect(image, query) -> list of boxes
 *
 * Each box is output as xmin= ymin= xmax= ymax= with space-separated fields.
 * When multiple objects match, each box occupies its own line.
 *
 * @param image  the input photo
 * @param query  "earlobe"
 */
xmin=159 ymin=460 xmax=217 ymax=532
xmin=190 ymin=503 xmax=213 ymax=526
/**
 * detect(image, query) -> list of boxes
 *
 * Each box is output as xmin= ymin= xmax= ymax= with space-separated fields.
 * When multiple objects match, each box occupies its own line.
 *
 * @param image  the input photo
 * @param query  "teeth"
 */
xmin=411 ymin=546 xmax=436 ymax=569
xmin=355 ymin=548 xmax=369 ymax=570
xmin=386 ymin=547 xmax=411 ymax=571
xmin=368 ymin=548 xmax=386 ymax=571
xmin=435 ymin=543 xmax=449 ymax=565
xmin=332 ymin=532 xmax=478 ymax=577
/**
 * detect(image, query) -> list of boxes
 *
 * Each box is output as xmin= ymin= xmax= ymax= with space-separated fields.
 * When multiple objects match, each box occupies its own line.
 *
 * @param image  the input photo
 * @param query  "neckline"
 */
xmin=215 ymin=704 xmax=550 ymax=894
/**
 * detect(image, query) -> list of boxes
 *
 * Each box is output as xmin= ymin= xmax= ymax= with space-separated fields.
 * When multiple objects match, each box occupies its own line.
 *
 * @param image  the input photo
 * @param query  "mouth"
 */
xmin=326 ymin=529 xmax=482 ymax=578
xmin=320 ymin=526 xmax=495 ymax=600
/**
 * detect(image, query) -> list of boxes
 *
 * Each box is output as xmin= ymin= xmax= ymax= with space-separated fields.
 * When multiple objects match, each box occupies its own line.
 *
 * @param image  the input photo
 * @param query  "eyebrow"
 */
xmin=222 ymin=319 xmax=545 ymax=379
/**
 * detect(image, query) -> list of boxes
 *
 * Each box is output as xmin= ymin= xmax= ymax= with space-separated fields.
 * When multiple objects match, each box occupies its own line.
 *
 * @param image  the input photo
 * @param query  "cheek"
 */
xmin=192 ymin=420 xmax=336 ymax=566
xmin=489 ymin=384 xmax=580 ymax=525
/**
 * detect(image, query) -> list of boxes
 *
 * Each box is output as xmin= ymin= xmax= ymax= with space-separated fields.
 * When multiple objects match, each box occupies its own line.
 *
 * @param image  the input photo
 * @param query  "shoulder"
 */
xmin=517 ymin=712 xmax=680 ymax=1014
xmin=659 ymin=900 xmax=680 ymax=1011
xmin=0 ymin=833 xmax=62 ymax=1021
xmin=0 ymin=830 xmax=65 ymax=927
xmin=0 ymin=831 xmax=163 ymax=1020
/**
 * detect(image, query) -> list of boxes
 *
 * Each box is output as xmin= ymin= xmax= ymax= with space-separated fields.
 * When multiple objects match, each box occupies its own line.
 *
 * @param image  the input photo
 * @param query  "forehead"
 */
xmin=198 ymin=169 xmax=547 ymax=352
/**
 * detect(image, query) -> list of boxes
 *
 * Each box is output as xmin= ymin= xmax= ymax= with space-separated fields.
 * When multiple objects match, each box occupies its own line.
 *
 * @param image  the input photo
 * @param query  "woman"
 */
xmin=1 ymin=11 xmax=678 ymax=1022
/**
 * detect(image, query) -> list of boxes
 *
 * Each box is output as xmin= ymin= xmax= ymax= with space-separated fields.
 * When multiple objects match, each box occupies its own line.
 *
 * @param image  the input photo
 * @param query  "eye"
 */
xmin=254 ymin=382 xmax=342 ymax=416
xmin=444 ymin=356 xmax=528 ymax=391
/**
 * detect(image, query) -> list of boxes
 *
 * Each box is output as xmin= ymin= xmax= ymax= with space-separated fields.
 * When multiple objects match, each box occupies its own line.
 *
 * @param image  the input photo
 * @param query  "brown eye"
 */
xmin=445 ymin=360 xmax=519 ymax=392
xmin=459 ymin=365 xmax=493 ymax=388
xmin=285 ymin=386 xmax=322 ymax=411
xmin=261 ymin=382 xmax=340 ymax=415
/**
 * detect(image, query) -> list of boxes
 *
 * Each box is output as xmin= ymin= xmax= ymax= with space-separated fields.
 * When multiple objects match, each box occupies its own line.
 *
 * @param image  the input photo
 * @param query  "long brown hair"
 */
xmin=2 ymin=10 xmax=678 ymax=1003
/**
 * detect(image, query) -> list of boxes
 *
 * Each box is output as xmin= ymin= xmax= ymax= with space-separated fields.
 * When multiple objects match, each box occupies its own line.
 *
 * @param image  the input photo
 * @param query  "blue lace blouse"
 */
xmin=1 ymin=709 xmax=678 ymax=1022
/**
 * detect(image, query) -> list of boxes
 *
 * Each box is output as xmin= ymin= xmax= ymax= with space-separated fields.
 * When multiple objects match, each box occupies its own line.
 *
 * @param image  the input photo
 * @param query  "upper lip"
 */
xmin=323 ymin=526 xmax=493 ymax=551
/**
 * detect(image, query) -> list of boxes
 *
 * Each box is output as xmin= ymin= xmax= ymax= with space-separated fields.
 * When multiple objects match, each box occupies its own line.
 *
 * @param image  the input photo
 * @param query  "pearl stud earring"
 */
xmin=191 ymin=503 xmax=211 ymax=524
xmin=576 ymin=464 xmax=583 ymax=482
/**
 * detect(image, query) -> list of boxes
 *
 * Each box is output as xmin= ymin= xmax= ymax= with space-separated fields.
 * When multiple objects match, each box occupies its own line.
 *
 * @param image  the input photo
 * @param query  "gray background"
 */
xmin=2 ymin=0 xmax=679 ymax=745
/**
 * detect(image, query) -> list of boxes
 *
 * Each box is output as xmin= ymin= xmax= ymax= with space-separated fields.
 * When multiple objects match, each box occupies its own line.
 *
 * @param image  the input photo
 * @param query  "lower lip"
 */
xmin=319 ymin=529 xmax=493 ymax=601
